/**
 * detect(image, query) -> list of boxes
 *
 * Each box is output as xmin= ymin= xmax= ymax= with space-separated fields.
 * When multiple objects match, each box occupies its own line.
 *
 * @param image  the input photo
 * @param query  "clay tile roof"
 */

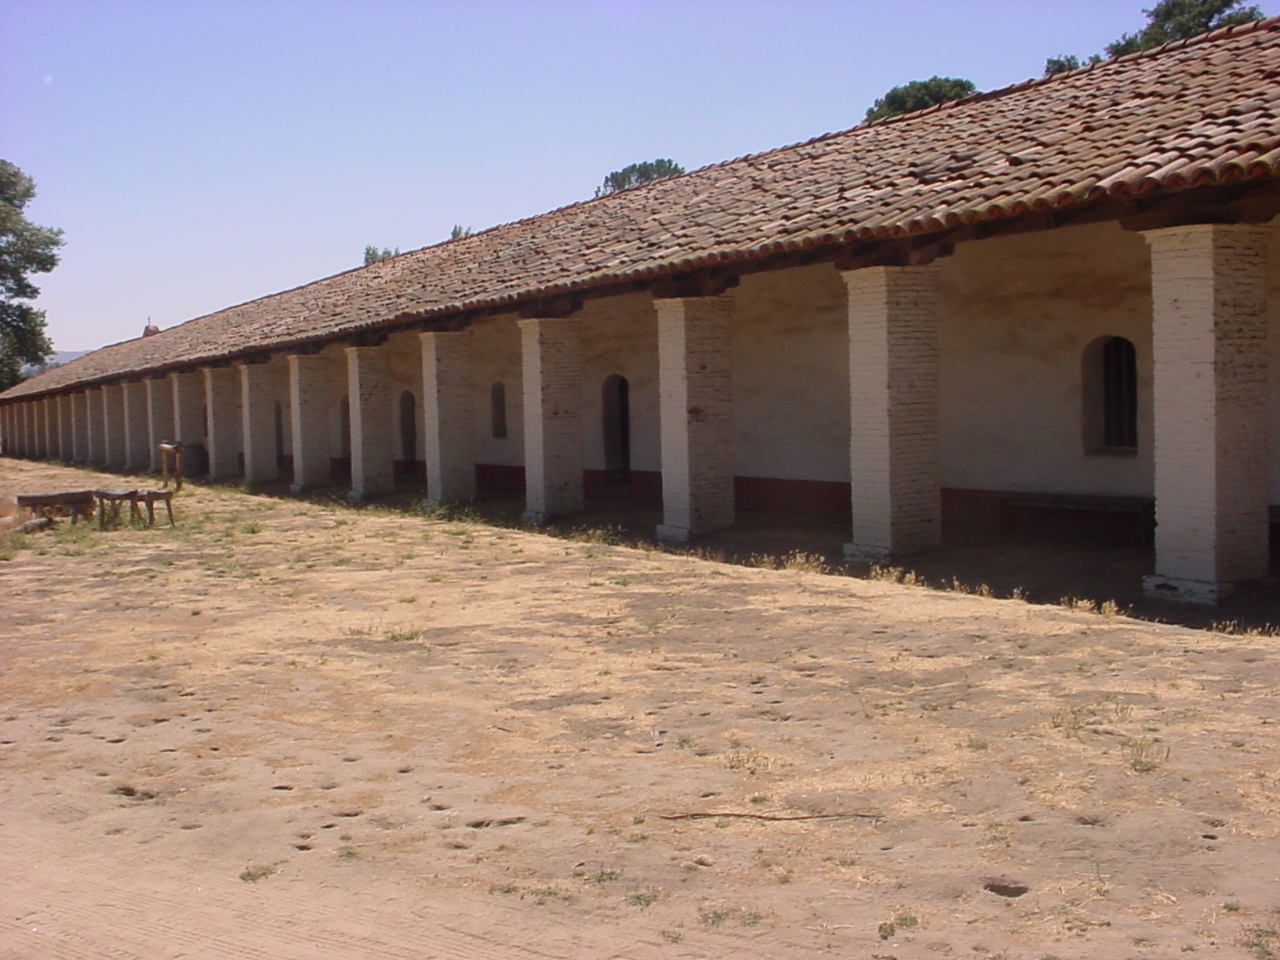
xmin=7 ymin=16 xmax=1280 ymax=401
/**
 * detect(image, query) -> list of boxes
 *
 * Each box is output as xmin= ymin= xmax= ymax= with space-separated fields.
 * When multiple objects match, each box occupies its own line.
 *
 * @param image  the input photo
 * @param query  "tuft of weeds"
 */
xmin=589 ymin=867 xmax=623 ymax=882
xmin=626 ymin=891 xmax=659 ymax=907
xmin=1241 ymin=925 xmax=1279 ymax=959
xmin=867 ymin=564 xmax=923 ymax=586
xmin=1126 ymin=737 xmax=1168 ymax=773
xmin=386 ymin=629 xmax=422 ymax=642
xmin=528 ymin=886 xmax=573 ymax=904
xmin=239 ymin=864 xmax=278 ymax=882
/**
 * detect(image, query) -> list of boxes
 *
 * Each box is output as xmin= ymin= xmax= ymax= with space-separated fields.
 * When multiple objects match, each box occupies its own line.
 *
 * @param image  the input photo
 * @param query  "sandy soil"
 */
xmin=2 ymin=458 xmax=1279 ymax=960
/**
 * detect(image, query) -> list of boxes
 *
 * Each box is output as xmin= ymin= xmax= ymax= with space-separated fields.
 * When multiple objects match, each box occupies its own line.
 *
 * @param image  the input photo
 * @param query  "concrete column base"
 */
xmin=655 ymin=523 xmax=692 ymax=543
xmin=1142 ymin=574 xmax=1248 ymax=605
xmin=521 ymin=509 xmax=554 ymax=526
xmin=843 ymin=542 xmax=893 ymax=563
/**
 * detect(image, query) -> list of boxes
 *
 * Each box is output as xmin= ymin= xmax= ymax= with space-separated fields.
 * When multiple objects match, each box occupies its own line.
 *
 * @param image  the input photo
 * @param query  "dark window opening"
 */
xmin=602 ymin=374 xmax=631 ymax=481
xmin=491 ymin=382 xmax=508 ymax=439
xmin=1102 ymin=336 xmax=1137 ymax=449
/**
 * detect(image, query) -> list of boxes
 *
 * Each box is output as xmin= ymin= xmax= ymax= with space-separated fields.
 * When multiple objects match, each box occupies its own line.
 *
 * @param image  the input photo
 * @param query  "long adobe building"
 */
xmin=4 ymin=18 xmax=1280 ymax=604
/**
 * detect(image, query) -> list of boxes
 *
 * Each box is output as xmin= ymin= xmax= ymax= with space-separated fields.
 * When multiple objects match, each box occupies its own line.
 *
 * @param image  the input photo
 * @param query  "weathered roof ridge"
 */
xmin=6 ymin=16 xmax=1280 ymax=401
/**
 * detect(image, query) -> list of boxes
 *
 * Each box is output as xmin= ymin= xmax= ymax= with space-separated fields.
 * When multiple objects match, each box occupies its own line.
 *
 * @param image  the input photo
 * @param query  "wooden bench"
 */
xmin=137 ymin=489 xmax=175 ymax=526
xmin=1000 ymin=492 xmax=1155 ymax=546
xmin=15 ymin=490 xmax=96 ymax=525
xmin=95 ymin=488 xmax=142 ymax=529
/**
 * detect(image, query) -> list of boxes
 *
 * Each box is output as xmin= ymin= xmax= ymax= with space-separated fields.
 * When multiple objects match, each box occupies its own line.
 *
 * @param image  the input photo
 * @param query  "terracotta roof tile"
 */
xmin=8 ymin=16 xmax=1280 ymax=401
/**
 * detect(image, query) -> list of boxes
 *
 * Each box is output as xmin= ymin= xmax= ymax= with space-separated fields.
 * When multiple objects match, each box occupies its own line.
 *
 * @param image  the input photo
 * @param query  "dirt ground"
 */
xmin=2 ymin=458 xmax=1279 ymax=960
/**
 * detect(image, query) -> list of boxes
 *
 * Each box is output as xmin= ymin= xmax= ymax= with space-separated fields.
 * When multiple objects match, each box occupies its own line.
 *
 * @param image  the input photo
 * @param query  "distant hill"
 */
xmin=20 ymin=350 xmax=90 ymax=379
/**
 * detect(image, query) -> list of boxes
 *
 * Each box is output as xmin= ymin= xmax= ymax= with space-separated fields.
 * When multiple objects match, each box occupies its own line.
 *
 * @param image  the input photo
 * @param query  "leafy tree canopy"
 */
xmin=864 ymin=76 xmax=978 ymax=122
xmin=363 ymin=245 xmax=399 ymax=265
xmin=595 ymin=159 xmax=685 ymax=197
xmin=450 ymin=225 xmax=473 ymax=240
xmin=0 ymin=160 xmax=63 ymax=390
xmin=1046 ymin=0 xmax=1263 ymax=73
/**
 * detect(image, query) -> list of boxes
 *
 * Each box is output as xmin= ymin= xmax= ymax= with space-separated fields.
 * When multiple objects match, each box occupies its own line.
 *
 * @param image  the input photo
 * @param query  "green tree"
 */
xmin=864 ymin=76 xmax=978 ymax=122
xmin=595 ymin=159 xmax=685 ymax=197
xmin=363 ymin=245 xmax=399 ymax=265
xmin=1043 ymin=53 xmax=1103 ymax=75
xmin=1047 ymin=0 xmax=1263 ymax=73
xmin=0 ymin=160 xmax=62 ymax=390
xmin=449 ymin=225 xmax=473 ymax=240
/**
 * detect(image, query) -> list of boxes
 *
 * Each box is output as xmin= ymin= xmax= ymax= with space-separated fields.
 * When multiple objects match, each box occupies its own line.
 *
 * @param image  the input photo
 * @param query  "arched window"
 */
xmin=602 ymin=374 xmax=631 ymax=480
xmin=399 ymin=390 xmax=417 ymax=461
xmin=490 ymin=382 xmax=508 ymax=439
xmin=1082 ymin=336 xmax=1137 ymax=452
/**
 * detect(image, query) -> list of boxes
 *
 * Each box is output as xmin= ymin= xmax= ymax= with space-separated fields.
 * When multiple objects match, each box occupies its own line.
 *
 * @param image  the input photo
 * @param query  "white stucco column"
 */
xmin=146 ymin=377 xmax=175 ymax=472
xmin=840 ymin=264 xmax=941 ymax=562
xmin=72 ymin=392 xmax=88 ymax=462
xmin=1142 ymin=223 xmax=1271 ymax=603
xmin=519 ymin=317 xmax=583 ymax=524
xmin=288 ymin=354 xmax=330 ymax=492
xmin=419 ymin=331 xmax=475 ymax=505
xmin=654 ymin=296 xmax=735 ymax=541
xmin=171 ymin=371 xmax=204 ymax=447
xmin=51 ymin=397 xmax=63 ymax=459
xmin=204 ymin=366 xmax=243 ymax=480
xmin=57 ymin=394 xmax=73 ymax=460
xmin=345 ymin=345 xmax=394 ymax=500
xmin=240 ymin=362 xmax=280 ymax=485
xmin=40 ymin=398 xmax=53 ymax=458
xmin=86 ymin=388 xmax=104 ymax=464
xmin=103 ymin=383 xmax=127 ymax=469
xmin=27 ymin=402 xmax=39 ymax=458
xmin=123 ymin=381 xmax=150 ymax=471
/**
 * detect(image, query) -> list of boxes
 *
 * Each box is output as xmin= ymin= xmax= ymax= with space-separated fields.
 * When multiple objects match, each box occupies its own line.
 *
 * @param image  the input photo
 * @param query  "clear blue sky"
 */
xmin=4 ymin=0 xmax=1276 ymax=353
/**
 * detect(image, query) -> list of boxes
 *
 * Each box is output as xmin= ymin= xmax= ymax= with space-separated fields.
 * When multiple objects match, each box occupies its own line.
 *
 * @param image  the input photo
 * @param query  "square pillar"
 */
xmin=1142 ymin=223 xmax=1271 ymax=604
xmin=49 ymin=397 xmax=61 ymax=459
xmin=103 ymin=383 xmax=126 ymax=469
xmin=71 ymin=393 xmax=88 ymax=462
xmin=518 ymin=317 xmax=583 ymax=524
xmin=240 ymin=362 xmax=280 ymax=485
xmin=39 ymin=398 xmax=52 ymax=458
xmin=420 ymin=331 xmax=475 ymax=505
xmin=840 ymin=264 xmax=941 ymax=562
xmin=655 ymin=296 xmax=735 ymax=541
xmin=57 ymin=394 xmax=73 ymax=461
xmin=122 ymin=381 xmax=150 ymax=471
xmin=30 ymin=402 xmax=42 ymax=458
xmin=345 ymin=345 xmax=394 ymax=500
xmin=171 ymin=371 xmax=204 ymax=447
xmin=146 ymin=377 xmax=175 ymax=472
xmin=288 ymin=354 xmax=331 ymax=492
xmin=203 ymin=367 xmax=243 ymax=480
xmin=86 ymin=388 xmax=104 ymax=464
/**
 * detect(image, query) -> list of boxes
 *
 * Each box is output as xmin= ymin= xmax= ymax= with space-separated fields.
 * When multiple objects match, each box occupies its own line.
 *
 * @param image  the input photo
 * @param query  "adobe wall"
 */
xmin=938 ymin=220 xmax=1155 ymax=498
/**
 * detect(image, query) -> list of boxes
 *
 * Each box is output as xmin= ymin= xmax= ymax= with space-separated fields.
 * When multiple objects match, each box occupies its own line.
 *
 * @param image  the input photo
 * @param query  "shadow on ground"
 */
xmin=207 ymin=476 xmax=1280 ymax=636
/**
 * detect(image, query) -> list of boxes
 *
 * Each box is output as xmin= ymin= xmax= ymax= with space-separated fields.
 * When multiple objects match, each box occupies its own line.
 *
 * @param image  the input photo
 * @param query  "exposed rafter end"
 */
xmin=650 ymin=269 xmax=740 ymax=299
xmin=518 ymin=294 xmax=583 ymax=319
